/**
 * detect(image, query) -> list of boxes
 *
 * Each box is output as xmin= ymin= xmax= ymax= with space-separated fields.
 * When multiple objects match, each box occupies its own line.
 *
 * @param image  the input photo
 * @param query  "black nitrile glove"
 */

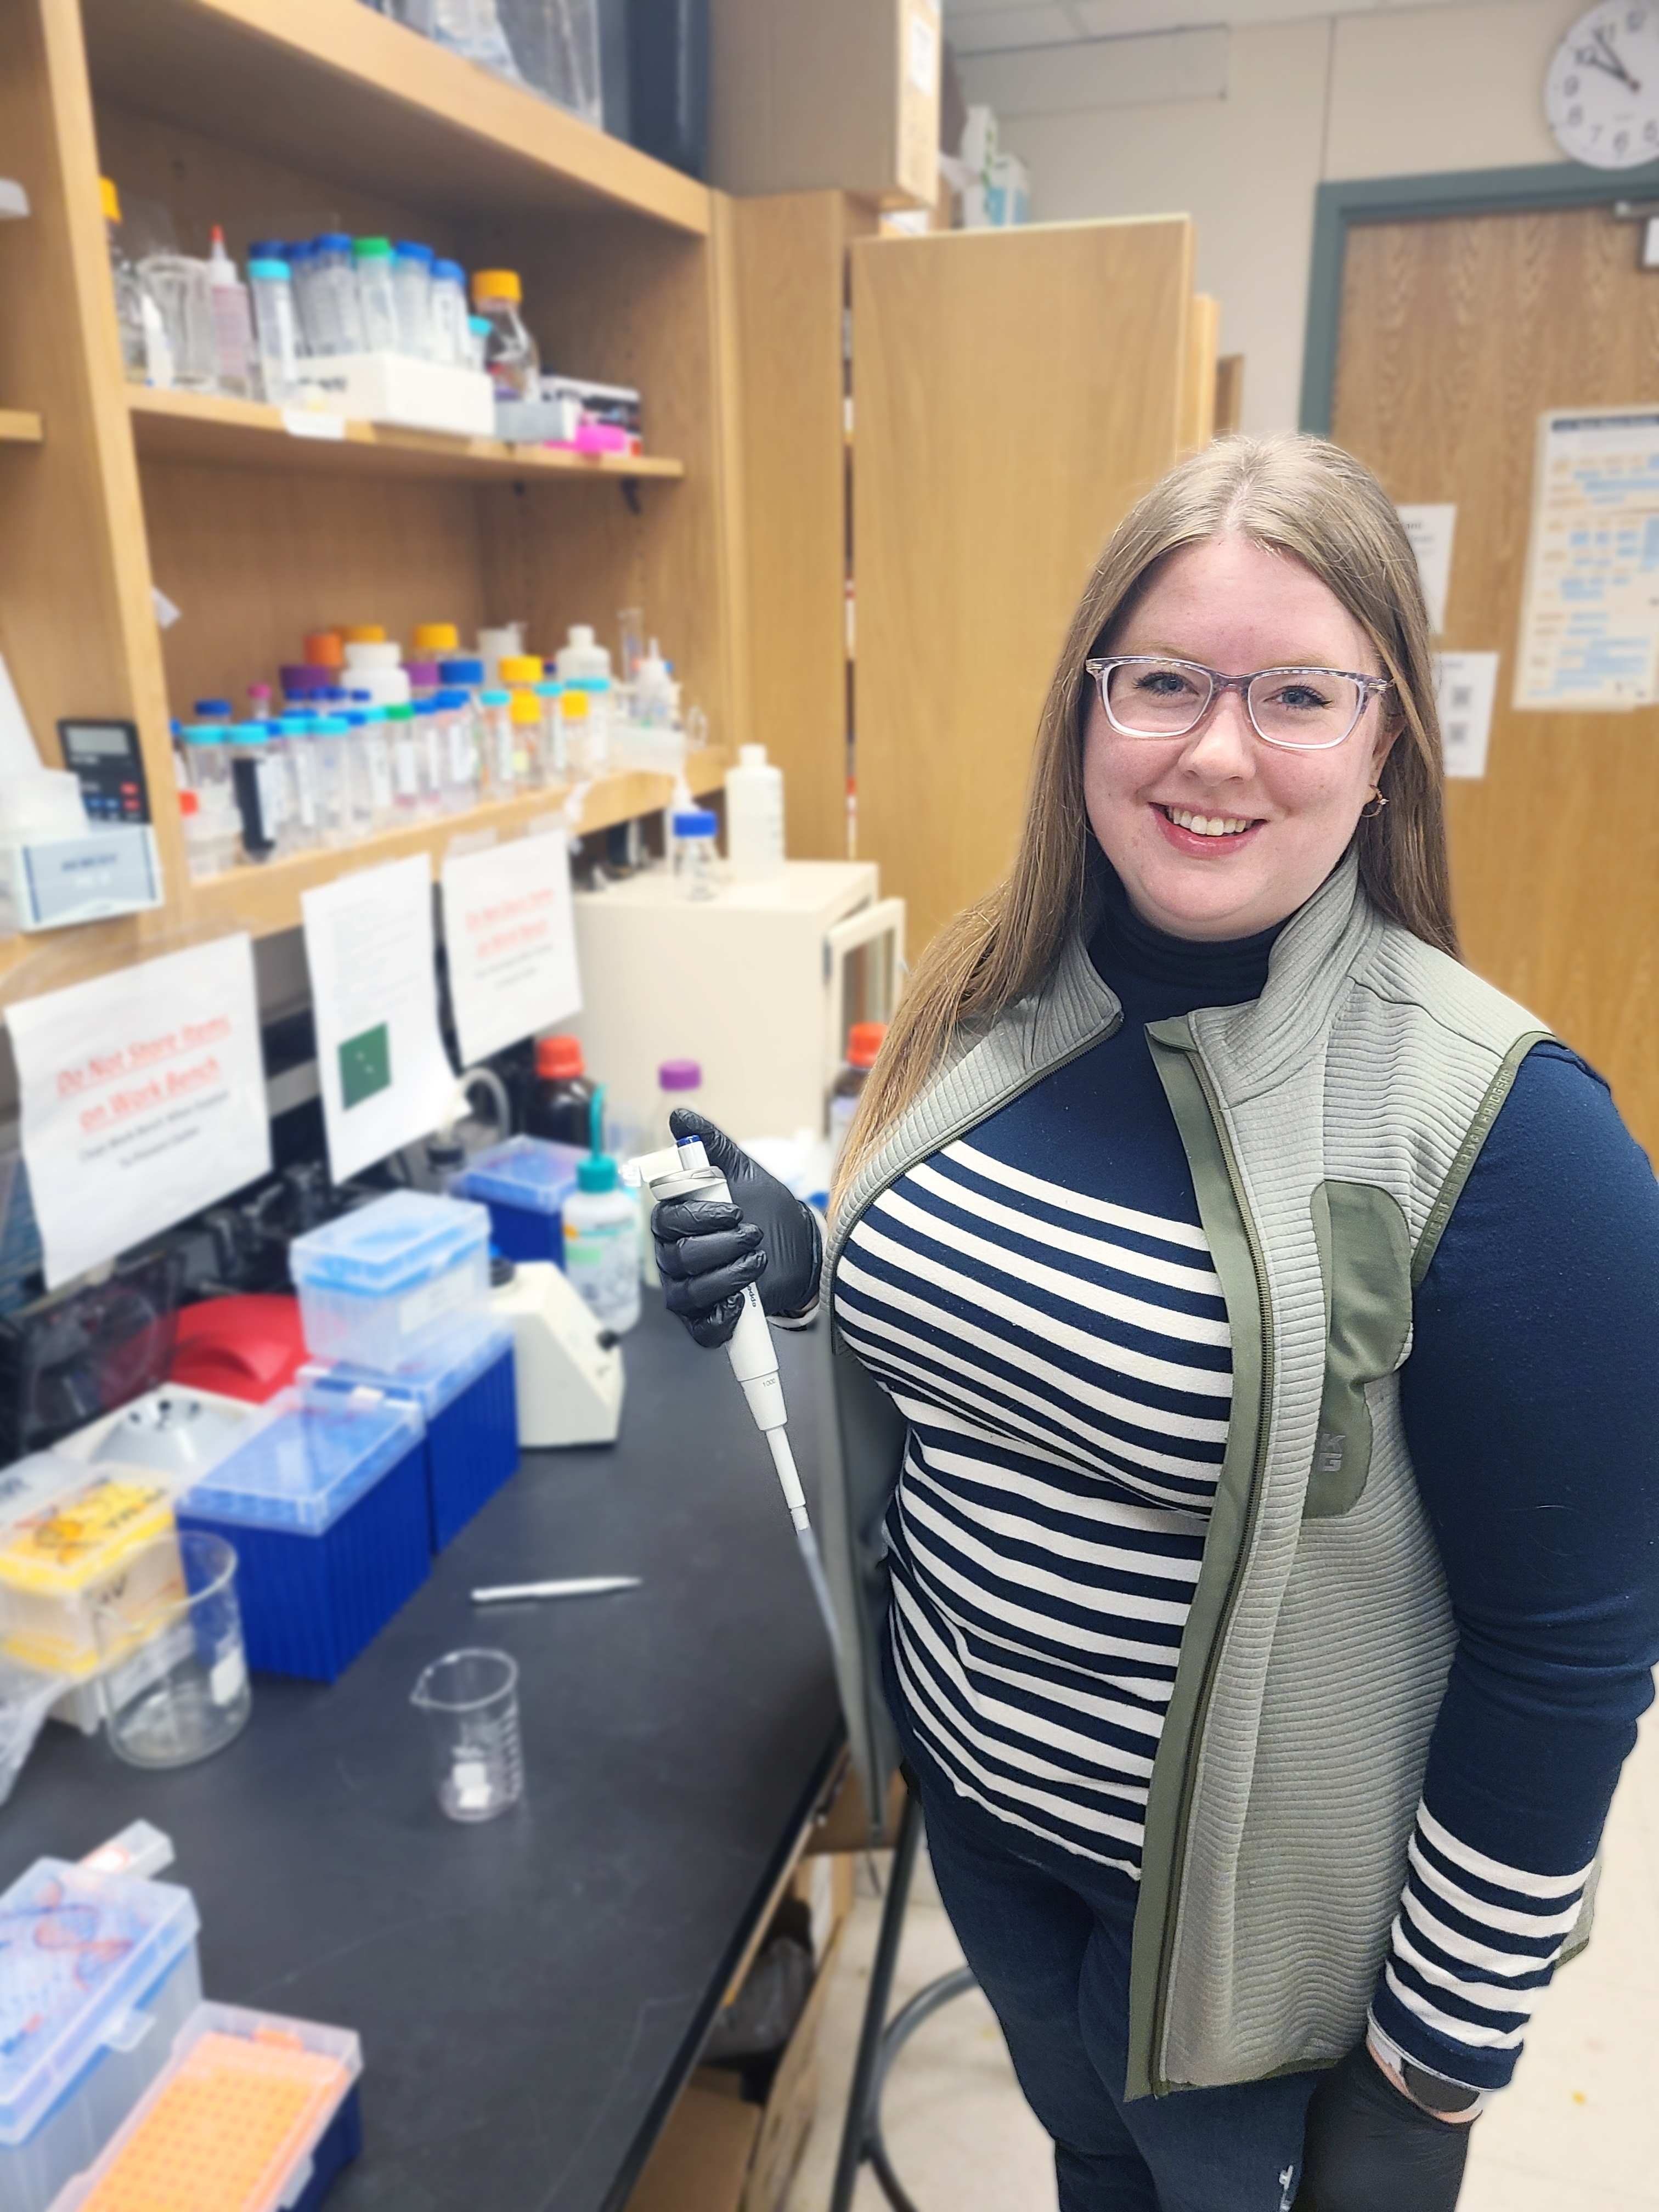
xmin=1295 ymin=2043 xmax=1472 ymax=2212
xmin=653 ymin=1108 xmax=822 ymax=1349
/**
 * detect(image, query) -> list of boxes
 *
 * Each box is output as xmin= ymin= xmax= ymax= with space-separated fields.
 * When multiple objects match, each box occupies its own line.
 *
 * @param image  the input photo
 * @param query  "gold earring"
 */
xmin=1361 ymin=787 xmax=1387 ymax=819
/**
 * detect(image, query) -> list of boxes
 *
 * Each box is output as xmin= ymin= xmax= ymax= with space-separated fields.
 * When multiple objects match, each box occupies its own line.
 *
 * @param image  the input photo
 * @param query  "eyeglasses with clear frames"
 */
xmin=1085 ymin=656 xmax=1392 ymax=753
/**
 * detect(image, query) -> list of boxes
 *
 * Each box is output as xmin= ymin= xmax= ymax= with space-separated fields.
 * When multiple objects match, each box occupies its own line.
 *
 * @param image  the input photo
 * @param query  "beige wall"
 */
xmin=986 ymin=0 xmax=1587 ymax=434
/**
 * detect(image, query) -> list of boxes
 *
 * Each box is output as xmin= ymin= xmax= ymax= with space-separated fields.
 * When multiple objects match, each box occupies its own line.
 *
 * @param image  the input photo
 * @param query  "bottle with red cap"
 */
xmin=524 ymin=1034 xmax=599 ymax=1148
xmin=830 ymin=1023 xmax=888 ymax=1160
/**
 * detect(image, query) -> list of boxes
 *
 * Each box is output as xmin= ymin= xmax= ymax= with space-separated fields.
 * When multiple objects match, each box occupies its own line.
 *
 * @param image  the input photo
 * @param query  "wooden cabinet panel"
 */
xmin=1331 ymin=205 xmax=1659 ymax=1152
xmin=851 ymin=219 xmax=1194 ymax=955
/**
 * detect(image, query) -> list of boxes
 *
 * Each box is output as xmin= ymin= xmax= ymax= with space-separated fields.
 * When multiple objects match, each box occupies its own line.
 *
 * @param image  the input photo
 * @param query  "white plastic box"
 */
xmin=288 ymin=1190 xmax=491 ymax=1375
xmin=0 ymin=1858 xmax=202 ymax=2212
xmin=302 ymin=351 xmax=494 ymax=437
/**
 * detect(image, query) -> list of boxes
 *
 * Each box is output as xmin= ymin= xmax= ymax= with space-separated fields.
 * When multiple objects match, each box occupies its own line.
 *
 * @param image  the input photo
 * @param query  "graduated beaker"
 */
xmin=411 ymin=1647 xmax=523 ymax=1822
xmin=94 ymin=1530 xmax=251 ymax=1769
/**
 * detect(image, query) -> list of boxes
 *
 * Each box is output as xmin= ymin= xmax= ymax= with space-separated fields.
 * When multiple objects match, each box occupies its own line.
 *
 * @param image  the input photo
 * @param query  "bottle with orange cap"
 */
xmin=525 ymin=1035 xmax=599 ymax=1148
xmin=829 ymin=1022 xmax=889 ymax=1160
xmin=471 ymin=270 xmax=539 ymax=402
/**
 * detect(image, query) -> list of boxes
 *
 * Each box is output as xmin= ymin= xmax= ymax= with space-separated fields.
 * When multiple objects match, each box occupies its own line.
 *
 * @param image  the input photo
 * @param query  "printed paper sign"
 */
xmin=7 ymin=933 xmax=269 ymax=1288
xmin=1435 ymin=651 xmax=1500 ymax=780
xmin=1398 ymin=504 xmax=1456 ymax=634
xmin=441 ymin=832 xmax=582 ymax=1066
xmin=302 ymin=855 xmax=456 ymax=1183
xmin=1515 ymin=408 xmax=1659 ymax=709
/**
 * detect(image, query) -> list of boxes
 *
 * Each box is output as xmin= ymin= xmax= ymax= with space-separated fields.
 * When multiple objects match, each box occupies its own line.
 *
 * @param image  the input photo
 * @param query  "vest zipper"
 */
xmin=1146 ymin=1037 xmax=1278 ymax=2096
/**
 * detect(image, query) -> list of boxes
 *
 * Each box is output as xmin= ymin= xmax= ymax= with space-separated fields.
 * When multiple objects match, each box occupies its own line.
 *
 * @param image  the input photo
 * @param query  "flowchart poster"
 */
xmin=8 ymin=932 xmax=269 ymax=1287
xmin=441 ymin=831 xmax=582 ymax=1067
xmin=1515 ymin=408 xmax=1659 ymax=710
xmin=302 ymin=854 xmax=456 ymax=1183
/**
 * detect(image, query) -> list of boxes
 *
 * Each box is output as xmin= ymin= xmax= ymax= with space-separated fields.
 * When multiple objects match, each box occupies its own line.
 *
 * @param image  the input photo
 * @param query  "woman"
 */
xmin=653 ymin=436 xmax=1659 ymax=2210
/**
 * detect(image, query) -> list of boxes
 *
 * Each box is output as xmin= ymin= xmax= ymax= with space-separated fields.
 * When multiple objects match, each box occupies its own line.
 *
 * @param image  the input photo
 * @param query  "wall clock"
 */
xmin=1546 ymin=4 xmax=1659 ymax=167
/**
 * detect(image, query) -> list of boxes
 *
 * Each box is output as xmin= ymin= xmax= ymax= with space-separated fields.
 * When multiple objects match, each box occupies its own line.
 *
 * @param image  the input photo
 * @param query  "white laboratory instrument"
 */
xmin=570 ymin=861 xmax=904 ymax=1140
xmin=490 ymin=1259 xmax=624 ymax=1447
xmin=634 ymin=1136 xmax=841 ymax=1660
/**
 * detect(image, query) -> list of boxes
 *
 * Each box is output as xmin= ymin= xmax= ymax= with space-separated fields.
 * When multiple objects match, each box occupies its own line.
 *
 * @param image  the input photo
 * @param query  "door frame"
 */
xmin=1299 ymin=158 xmax=1659 ymax=433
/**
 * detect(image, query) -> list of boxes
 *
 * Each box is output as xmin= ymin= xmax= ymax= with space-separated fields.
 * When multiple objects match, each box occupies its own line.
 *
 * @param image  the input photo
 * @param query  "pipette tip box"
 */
xmin=46 ymin=2000 xmax=363 ymax=2212
xmin=300 ymin=1318 xmax=518 ymax=1552
xmin=1 ymin=1857 xmax=202 ymax=2212
xmin=288 ymin=1190 xmax=490 ymax=1375
xmin=448 ymin=1136 xmax=586 ymax=1265
xmin=176 ymin=1389 xmax=427 ymax=1683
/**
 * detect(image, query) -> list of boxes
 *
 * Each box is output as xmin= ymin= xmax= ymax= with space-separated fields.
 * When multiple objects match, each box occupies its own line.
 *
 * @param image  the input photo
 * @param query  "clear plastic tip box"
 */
xmin=48 ymin=2001 xmax=363 ymax=2212
xmin=301 ymin=1317 xmax=518 ymax=1552
xmin=177 ymin=1389 xmax=426 ymax=1683
xmin=450 ymin=1135 xmax=586 ymax=1264
xmin=0 ymin=1858 xmax=202 ymax=2212
xmin=288 ymin=1190 xmax=490 ymax=1374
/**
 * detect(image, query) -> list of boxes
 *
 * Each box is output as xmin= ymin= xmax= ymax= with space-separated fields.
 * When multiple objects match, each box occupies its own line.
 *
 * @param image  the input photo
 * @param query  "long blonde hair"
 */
xmin=835 ymin=432 xmax=1457 ymax=1209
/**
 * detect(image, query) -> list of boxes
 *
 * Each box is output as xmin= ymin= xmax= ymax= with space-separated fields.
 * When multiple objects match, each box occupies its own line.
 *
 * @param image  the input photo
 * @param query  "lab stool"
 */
xmin=828 ymin=1790 xmax=981 ymax=2212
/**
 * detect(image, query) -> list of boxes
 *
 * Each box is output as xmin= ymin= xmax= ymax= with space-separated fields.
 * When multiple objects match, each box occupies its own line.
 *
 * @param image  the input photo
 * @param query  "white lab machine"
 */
xmin=569 ymin=861 xmax=904 ymax=1141
xmin=490 ymin=1260 xmax=624 ymax=1448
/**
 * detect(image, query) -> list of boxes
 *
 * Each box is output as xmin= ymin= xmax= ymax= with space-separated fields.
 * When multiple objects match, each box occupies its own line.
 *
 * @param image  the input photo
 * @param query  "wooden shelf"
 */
xmin=186 ymin=753 xmax=729 ymax=938
xmin=0 ymin=409 xmax=43 ymax=444
xmin=79 ymin=0 xmax=709 ymax=236
xmin=127 ymin=387 xmax=685 ymax=486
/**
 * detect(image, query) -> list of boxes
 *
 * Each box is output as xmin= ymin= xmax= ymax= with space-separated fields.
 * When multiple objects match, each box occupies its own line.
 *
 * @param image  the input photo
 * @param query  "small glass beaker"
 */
xmin=411 ymin=1647 xmax=524 ymax=1822
xmin=94 ymin=1530 xmax=251 ymax=1769
xmin=136 ymin=256 xmax=217 ymax=391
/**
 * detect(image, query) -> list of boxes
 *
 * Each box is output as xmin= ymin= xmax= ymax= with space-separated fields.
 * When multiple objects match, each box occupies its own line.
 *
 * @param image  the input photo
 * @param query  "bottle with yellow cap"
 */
xmin=470 ymin=269 xmax=539 ymax=402
xmin=100 ymin=178 xmax=150 ymax=383
xmin=413 ymin=622 xmax=459 ymax=656
xmin=500 ymin=655 xmax=544 ymax=786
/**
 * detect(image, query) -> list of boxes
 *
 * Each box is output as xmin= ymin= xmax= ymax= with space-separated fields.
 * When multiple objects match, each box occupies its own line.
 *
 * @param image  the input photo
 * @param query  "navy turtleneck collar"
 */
xmin=1087 ymin=861 xmax=1284 ymax=1025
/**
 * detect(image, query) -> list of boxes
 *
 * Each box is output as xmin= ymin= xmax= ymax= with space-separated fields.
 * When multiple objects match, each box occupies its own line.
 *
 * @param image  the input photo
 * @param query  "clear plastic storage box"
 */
xmin=449 ymin=1135 xmax=585 ymax=1263
xmin=288 ymin=1190 xmax=490 ymax=1373
xmin=300 ymin=1317 xmax=518 ymax=1550
xmin=47 ymin=2000 xmax=363 ymax=2212
xmin=177 ymin=1390 xmax=427 ymax=1682
xmin=0 ymin=1459 xmax=181 ymax=1680
xmin=1 ymin=1858 xmax=202 ymax=2212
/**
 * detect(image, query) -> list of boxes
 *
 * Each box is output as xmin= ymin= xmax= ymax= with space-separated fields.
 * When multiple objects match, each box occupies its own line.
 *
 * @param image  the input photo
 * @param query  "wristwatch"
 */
xmin=1367 ymin=2022 xmax=1491 ymax=2119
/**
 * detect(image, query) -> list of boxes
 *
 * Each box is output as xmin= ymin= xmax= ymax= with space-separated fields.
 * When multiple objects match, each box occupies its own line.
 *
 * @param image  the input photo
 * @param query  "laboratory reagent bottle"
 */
xmin=353 ymin=237 xmax=399 ymax=353
xmin=672 ymin=808 xmax=720 ymax=900
xmin=391 ymin=241 xmax=434 ymax=357
xmin=725 ymin=743 xmax=786 ymax=882
xmin=478 ymin=689 xmax=516 ymax=798
xmin=308 ymin=233 xmax=364 ymax=354
xmin=248 ymin=258 xmax=300 ymax=404
xmin=100 ymin=179 xmax=149 ymax=384
xmin=471 ymin=269 xmax=540 ymax=400
xmin=562 ymin=1155 xmax=641 ymax=1334
xmin=428 ymin=259 xmax=470 ymax=366
xmin=830 ymin=1023 xmax=888 ymax=1159
xmin=206 ymin=227 xmax=254 ymax=399
xmin=526 ymin=1036 xmax=598 ymax=1147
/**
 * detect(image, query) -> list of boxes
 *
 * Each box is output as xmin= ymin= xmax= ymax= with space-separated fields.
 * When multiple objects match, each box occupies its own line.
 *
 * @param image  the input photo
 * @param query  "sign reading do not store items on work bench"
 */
xmin=7 ymin=933 xmax=270 ymax=1288
xmin=441 ymin=830 xmax=582 ymax=1067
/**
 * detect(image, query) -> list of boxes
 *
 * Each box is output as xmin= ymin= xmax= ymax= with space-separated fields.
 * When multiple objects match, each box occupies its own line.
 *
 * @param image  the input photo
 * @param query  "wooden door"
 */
xmin=1331 ymin=203 xmax=1659 ymax=1152
xmin=852 ymin=219 xmax=1195 ymax=955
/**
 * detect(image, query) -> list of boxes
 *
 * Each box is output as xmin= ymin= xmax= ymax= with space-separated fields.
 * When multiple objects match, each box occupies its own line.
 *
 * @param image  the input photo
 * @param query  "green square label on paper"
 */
xmin=339 ymin=1024 xmax=391 ymax=1110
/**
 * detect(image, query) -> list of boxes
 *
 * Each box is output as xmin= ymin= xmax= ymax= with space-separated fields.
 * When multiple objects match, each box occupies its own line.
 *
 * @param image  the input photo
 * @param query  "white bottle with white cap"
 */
xmin=725 ymin=743 xmax=785 ymax=882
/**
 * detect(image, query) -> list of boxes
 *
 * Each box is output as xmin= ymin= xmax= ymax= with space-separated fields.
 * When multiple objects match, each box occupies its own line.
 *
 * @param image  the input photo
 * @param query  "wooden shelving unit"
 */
xmin=128 ymin=387 xmax=685 ymax=486
xmin=0 ymin=0 xmax=753 ymax=1009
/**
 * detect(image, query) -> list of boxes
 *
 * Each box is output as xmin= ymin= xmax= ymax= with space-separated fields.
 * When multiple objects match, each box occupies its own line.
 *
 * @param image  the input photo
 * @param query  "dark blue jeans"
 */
xmin=912 ymin=1764 xmax=1322 ymax=2212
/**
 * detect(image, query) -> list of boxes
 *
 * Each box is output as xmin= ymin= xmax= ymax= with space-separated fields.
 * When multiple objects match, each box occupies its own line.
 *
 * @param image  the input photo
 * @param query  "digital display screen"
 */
xmin=61 ymin=725 xmax=136 ymax=759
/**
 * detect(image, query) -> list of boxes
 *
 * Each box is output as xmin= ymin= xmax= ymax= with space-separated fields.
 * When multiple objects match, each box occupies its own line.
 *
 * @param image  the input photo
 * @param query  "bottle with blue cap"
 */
xmin=561 ymin=1090 xmax=641 ymax=1333
xmin=391 ymin=242 xmax=434 ymax=358
xmin=308 ymin=233 xmax=364 ymax=355
xmin=672 ymin=808 xmax=720 ymax=901
xmin=428 ymin=259 xmax=470 ymax=368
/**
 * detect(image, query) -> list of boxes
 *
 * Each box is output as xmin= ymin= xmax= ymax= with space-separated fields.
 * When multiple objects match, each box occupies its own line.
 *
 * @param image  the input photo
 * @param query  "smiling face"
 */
xmin=1082 ymin=535 xmax=1398 ymax=941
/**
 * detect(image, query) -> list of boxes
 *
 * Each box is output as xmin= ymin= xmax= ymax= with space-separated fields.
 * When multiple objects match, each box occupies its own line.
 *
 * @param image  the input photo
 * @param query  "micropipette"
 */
xmin=633 ymin=1135 xmax=842 ymax=1662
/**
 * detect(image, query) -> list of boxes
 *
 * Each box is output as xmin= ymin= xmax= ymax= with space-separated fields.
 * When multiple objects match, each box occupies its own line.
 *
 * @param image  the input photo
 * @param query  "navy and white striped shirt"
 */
xmin=836 ymin=873 xmax=1659 ymax=2090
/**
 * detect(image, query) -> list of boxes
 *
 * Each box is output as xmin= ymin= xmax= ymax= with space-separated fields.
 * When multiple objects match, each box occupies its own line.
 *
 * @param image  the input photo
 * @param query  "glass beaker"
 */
xmin=411 ymin=1647 xmax=523 ymax=1822
xmin=136 ymin=256 xmax=217 ymax=391
xmin=94 ymin=1530 xmax=251 ymax=1769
